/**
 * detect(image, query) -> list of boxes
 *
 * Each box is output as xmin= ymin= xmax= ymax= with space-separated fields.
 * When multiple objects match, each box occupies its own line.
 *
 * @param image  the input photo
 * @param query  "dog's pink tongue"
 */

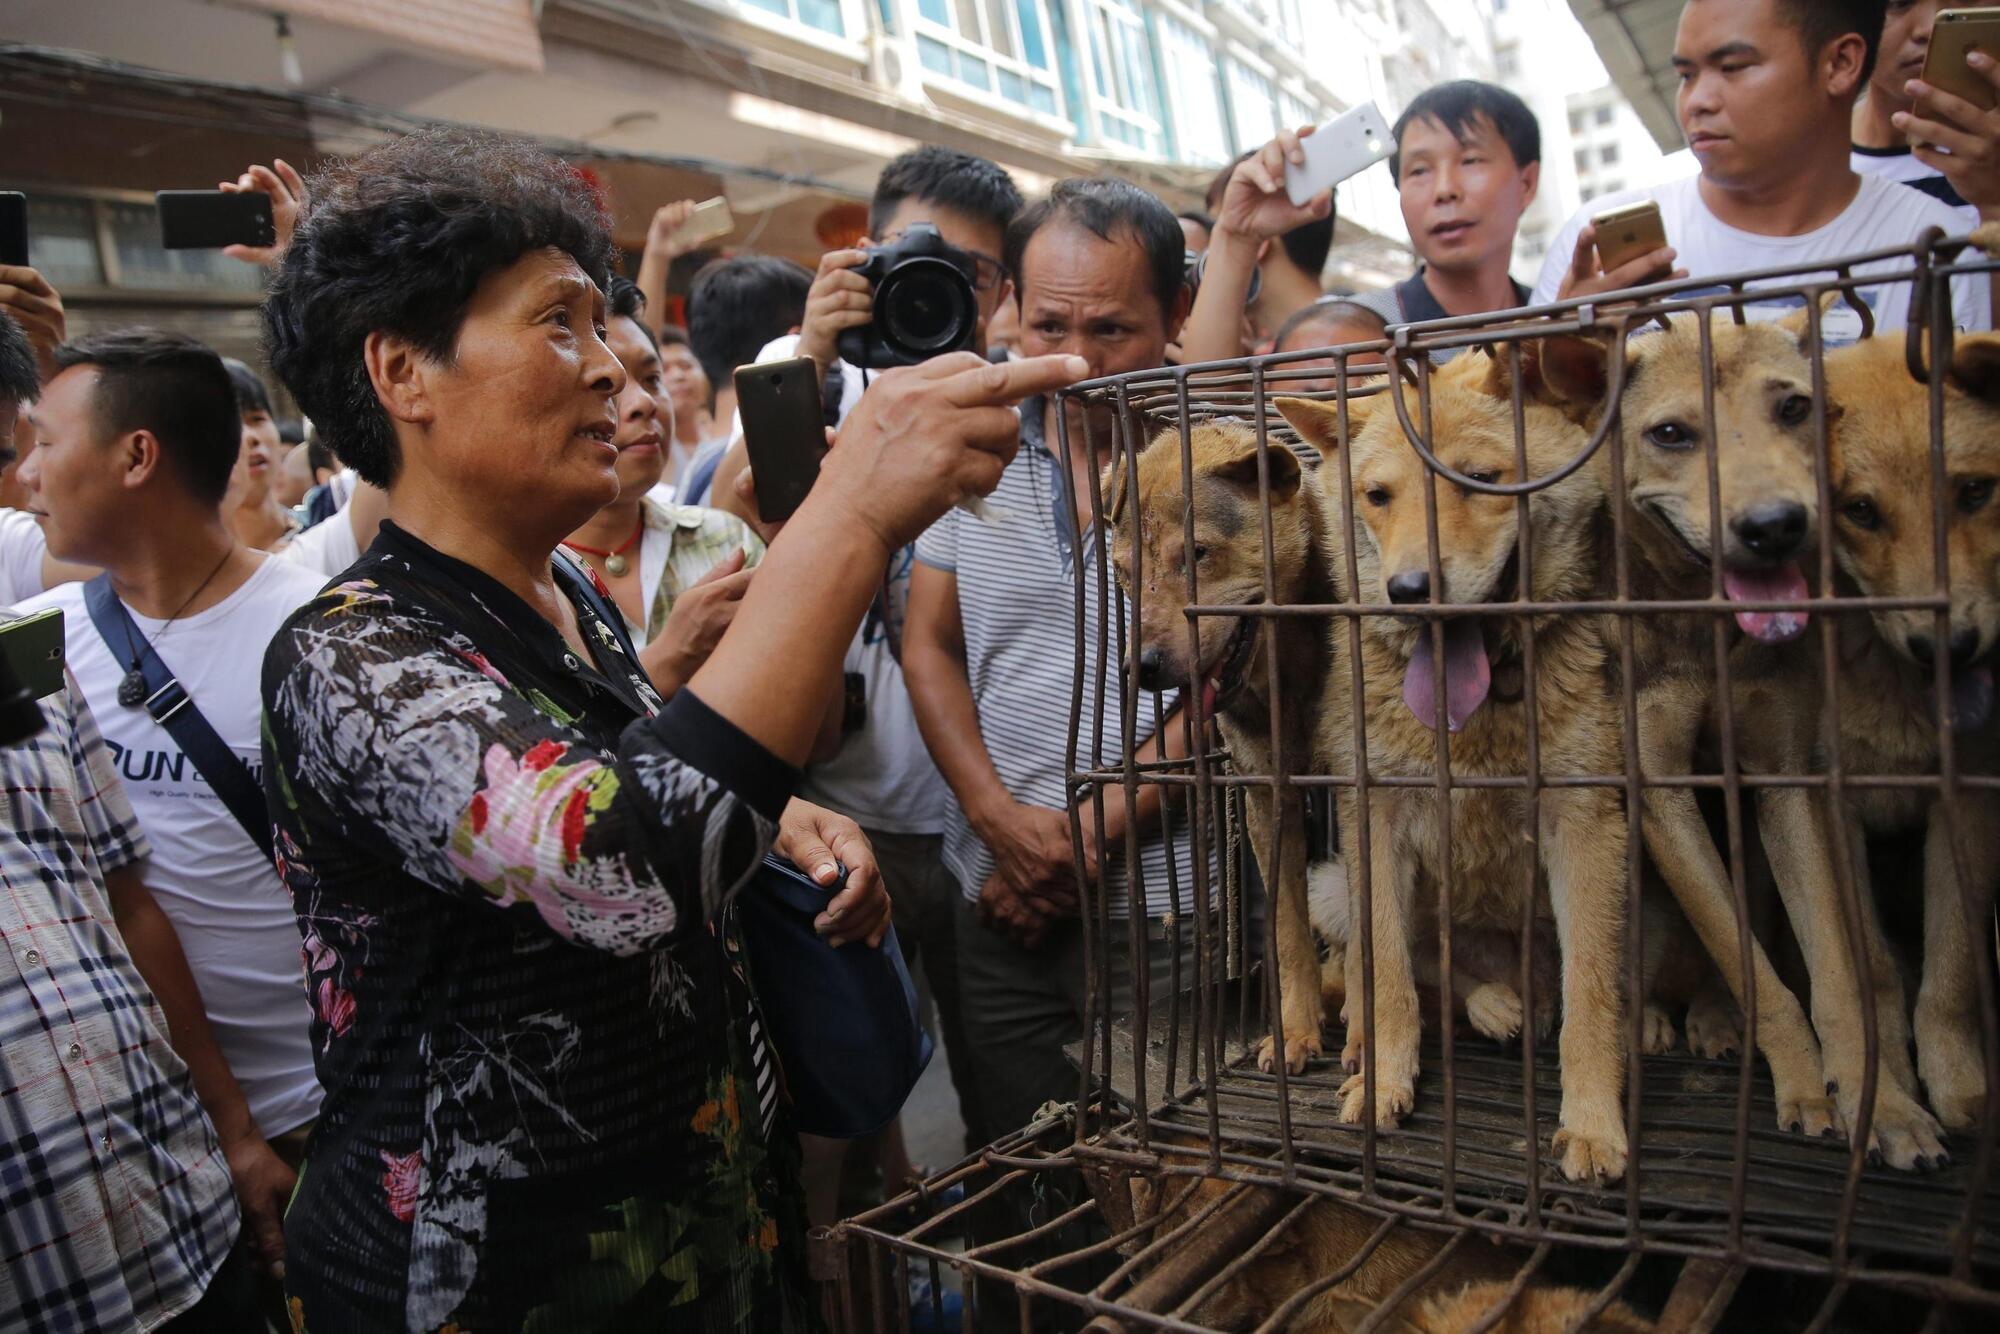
xmin=1721 ymin=562 xmax=1809 ymax=642
xmin=1405 ymin=620 xmax=1492 ymax=733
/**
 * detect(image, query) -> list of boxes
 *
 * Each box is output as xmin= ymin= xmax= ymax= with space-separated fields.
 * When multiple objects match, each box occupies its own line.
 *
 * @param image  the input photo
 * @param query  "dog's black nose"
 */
xmin=1387 ymin=571 xmax=1432 ymax=605
xmin=1134 ymin=645 xmax=1166 ymax=690
xmin=1951 ymin=627 xmax=1982 ymax=667
xmin=1733 ymin=501 xmax=1809 ymax=559
xmin=1909 ymin=633 xmax=1936 ymax=666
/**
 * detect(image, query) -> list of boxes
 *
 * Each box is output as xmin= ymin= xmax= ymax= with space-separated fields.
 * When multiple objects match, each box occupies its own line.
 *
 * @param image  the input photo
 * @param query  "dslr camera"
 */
xmin=837 ymin=223 xmax=979 ymax=369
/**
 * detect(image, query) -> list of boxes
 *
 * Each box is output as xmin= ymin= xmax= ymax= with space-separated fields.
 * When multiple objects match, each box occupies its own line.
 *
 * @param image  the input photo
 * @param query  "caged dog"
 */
xmin=1531 ymin=312 xmax=1948 ymax=1168
xmin=1104 ymin=417 xmax=1341 ymax=1077
xmin=1276 ymin=343 xmax=1638 ymax=1183
xmin=1824 ymin=330 xmax=2000 ymax=1132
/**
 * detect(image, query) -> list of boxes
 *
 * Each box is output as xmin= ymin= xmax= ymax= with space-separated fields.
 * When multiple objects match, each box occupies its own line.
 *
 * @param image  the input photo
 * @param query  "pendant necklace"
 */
xmin=564 ymin=514 xmax=645 ymax=578
xmin=116 ymin=548 xmax=236 ymax=708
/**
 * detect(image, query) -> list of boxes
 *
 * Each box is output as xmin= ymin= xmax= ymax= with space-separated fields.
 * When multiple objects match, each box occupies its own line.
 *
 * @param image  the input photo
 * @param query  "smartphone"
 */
xmin=1923 ymin=9 xmax=2000 ymax=114
xmin=1286 ymin=102 xmax=1395 ymax=207
xmin=672 ymin=196 xmax=734 ymax=249
xmin=0 ymin=192 xmax=27 ymax=268
xmin=155 ymin=190 xmax=276 ymax=250
xmin=736 ymin=356 xmax=825 ymax=524
xmin=1592 ymin=199 xmax=1669 ymax=273
xmin=0 ymin=607 xmax=65 ymax=702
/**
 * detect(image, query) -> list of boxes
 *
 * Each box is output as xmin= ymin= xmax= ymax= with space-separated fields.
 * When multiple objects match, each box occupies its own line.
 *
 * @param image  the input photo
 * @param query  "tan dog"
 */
xmin=1535 ymin=314 xmax=1946 ymax=1169
xmin=1106 ymin=419 xmax=1338 ymax=1074
xmin=1104 ymin=1153 xmax=1654 ymax=1331
xmin=1826 ymin=331 xmax=2000 ymax=1132
xmin=1278 ymin=346 xmax=1635 ymax=1183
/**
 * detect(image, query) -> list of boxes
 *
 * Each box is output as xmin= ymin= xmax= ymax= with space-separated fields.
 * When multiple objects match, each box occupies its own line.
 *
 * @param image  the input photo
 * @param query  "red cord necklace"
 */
xmin=563 ymin=513 xmax=644 ymax=576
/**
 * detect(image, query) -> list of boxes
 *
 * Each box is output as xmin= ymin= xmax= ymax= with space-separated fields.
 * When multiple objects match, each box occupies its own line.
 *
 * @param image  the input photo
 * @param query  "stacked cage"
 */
xmin=831 ymin=230 xmax=2000 ymax=1332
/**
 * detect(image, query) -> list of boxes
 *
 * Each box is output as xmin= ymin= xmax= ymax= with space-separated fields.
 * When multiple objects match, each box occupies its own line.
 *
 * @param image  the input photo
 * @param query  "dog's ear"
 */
xmin=1206 ymin=425 xmax=1302 ymax=501
xmin=1948 ymin=332 xmax=2000 ymax=405
xmin=1514 ymin=334 xmax=1612 ymax=410
xmin=1776 ymin=290 xmax=1847 ymax=345
xmin=1273 ymin=394 xmax=1378 ymax=457
xmin=1100 ymin=456 xmax=1129 ymax=527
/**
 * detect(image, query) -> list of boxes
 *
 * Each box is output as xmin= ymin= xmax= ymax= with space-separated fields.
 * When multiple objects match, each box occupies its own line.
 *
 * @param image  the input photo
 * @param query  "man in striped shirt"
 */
xmin=906 ymin=178 xmax=1212 ymax=1149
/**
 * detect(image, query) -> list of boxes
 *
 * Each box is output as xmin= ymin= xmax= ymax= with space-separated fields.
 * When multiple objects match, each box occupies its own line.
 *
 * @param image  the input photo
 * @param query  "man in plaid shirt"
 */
xmin=0 ymin=312 xmax=292 ymax=1330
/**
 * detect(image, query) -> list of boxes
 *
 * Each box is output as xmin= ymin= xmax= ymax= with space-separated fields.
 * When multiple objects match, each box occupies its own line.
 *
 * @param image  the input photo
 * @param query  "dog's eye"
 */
xmin=1191 ymin=544 xmax=1210 ymax=564
xmin=1364 ymin=486 xmax=1391 ymax=508
xmin=1644 ymin=422 xmax=1694 ymax=449
xmin=1958 ymin=477 xmax=1995 ymax=515
xmin=1462 ymin=469 xmax=1500 ymax=487
xmin=1776 ymin=394 xmax=1813 ymax=427
xmin=1841 ymin=497 xmax=1882 ymax=531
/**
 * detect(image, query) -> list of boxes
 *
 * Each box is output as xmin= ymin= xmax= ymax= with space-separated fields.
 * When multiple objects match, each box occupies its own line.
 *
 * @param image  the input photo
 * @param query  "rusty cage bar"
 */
xmin=832 ymin=231 xmax=2000 ymax=1331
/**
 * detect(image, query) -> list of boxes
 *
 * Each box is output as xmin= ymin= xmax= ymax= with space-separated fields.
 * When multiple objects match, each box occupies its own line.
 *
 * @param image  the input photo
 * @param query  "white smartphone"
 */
xmin=1285 ymin=102 xmax=1395 ymax=207
xmin=672 ymin=196 xmax=734 ymax=248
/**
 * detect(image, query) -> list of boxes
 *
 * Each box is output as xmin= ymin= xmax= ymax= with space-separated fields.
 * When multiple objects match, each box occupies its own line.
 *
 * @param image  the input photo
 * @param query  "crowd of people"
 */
xmin=3 ymin=1 xmax=1998 ymax=1331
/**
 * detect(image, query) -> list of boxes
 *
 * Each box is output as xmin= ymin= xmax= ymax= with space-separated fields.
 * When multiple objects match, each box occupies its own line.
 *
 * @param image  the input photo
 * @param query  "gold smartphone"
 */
xmin=1592 ymin=200 xmax=1668 ymax=273
xmin=671 ymin=196 xmax=734 ymax=248
xmin=1924 ymin=9 xmax=2000 ymax=113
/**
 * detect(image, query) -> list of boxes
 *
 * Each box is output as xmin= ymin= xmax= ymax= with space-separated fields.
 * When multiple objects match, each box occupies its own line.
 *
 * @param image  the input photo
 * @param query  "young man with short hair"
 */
xmin=1536 ymin=0 xmax=1990 ymax=340
xmin=1357 ymin=80 xmax=1543 ymax=325
xmin=0 ymin=312 xmax=291 ymax=1331
xmin=17 ymin=331 xmax=326 ymax=1160
xmin=1178 ymin=145 xmax=1338 ymax=362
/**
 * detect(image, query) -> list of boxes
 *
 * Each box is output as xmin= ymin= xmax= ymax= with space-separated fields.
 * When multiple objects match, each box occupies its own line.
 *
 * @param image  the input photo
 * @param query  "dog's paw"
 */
xmin=1685 ymin=991 xmax=1742 ymax=1060
xmin=1848 ymin=1084 xmax=1950 ymax=1172
xmin=1917 ymin=1016 xmax=1987 ymax=1132
xmin=1337 ymin=1069 xmax=1415 ymax=1127
xmin=1773 ymin=1077 xmax=1843 ymax=1141
xmin=1640 ymin=1003 xmax=1678 ymax=1056
xmin=1257 ymin=1030 xmax=1324 ymax=1076
xmin=1464 ymin=983 xmax=1523 ymax=1044
xmin=1552 ymin=1119 xmax=1628 ymax=1185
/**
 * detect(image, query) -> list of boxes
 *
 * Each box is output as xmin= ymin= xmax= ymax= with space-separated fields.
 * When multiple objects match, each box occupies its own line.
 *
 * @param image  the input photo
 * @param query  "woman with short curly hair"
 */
xmin=259 ymin=126 xmax=1083 ymax=1331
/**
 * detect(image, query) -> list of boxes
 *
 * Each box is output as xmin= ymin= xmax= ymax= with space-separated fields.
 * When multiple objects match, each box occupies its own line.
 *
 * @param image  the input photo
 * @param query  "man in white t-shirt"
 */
xmin=1 ymin=367 xmax=98 ymax=605
xmin=17 ymin=330 xmax=324 ymax=1150
xmin=1535 ymin=0 xmax=1991 ymax=342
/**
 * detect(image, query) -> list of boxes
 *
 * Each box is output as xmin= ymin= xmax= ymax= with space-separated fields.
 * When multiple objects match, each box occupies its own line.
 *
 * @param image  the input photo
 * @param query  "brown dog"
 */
xmin=1278 ymin=345 xmax=1634 ymax=1184
xmin=1534 ymin=314 xmax=1946 ymax=1168
xmin=1106 ymin=419 xmax=1338 ymax=1075
xmin=1826 ymin=330 xmax=2000 ymax=1131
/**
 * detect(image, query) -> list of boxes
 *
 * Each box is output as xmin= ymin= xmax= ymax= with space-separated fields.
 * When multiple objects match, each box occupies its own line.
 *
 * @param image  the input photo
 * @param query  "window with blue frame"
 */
xmin=741 ymin=0 xmax=848 ymax=37
xmin=1154 ymin=13 xmax=1230 ymax=166
xmin=914 ymin=0 xmax=1064 ymax=116
xmin=1084 ymin=0 xmax=1165 ymax=156
xmin=1225 ymin=58 xmax=1278 ymax=154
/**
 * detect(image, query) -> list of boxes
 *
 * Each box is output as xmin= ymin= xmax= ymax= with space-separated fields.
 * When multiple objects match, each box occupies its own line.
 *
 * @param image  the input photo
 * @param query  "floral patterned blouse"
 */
xmin=261 ymin=521 xmax=812 ymax=1333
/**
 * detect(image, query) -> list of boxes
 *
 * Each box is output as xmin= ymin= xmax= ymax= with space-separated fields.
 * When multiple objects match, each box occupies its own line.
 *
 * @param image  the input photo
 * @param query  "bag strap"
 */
xmin=82 ymin=574 xmax=273 ymax=861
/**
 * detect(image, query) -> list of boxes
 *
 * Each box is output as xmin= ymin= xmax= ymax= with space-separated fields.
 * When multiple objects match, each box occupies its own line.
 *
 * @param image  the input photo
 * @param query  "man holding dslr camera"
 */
xmin=727 ymin=146 xmax=1024 ymax=1157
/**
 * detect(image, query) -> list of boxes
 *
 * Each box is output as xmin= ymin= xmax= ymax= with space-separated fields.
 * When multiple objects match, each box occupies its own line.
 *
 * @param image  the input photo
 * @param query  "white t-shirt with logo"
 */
xmin=18 ymin=555 xmax=328 ymax=1135
xmin=1533 ymin=173 xmax=1991 ymax=344
xmin=749 ymin=333 xmax=946 ymax=834
xmin=0 ymin=506 xmax=49 ymax=606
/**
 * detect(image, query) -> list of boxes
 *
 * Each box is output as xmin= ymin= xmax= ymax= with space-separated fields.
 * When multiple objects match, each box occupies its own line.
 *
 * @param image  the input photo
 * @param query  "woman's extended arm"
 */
xmin=683 ymin=353 xmax=1086 ymax=764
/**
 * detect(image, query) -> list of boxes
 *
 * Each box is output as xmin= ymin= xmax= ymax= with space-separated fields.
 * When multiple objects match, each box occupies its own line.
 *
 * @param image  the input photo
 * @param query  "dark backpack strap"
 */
xmin=81 ymin=574 xmax=274 ymax=861
xmin=549 ymin=551 xmax=645 ymax=664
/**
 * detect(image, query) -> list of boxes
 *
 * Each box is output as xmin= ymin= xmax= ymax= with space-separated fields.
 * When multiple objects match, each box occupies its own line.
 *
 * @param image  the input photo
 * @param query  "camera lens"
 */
xmin=879 ymin=258 xmax=975 ymax=359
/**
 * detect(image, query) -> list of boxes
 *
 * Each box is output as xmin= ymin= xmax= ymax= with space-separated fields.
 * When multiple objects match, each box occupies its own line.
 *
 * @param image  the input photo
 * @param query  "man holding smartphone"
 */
xmin=1535 ymin=0 xmax=1990 ymax=340
xmin=1860 ymin=2 xmax=2000 ymax=232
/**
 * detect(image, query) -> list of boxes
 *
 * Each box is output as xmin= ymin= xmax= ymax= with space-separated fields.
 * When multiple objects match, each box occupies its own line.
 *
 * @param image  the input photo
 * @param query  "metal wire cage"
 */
xmin=833 ymin=230 xmax=2000 ymax=1331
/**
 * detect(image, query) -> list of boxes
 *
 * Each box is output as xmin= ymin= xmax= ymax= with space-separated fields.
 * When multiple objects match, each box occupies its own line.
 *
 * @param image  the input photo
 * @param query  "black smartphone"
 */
xmin=155 ymin=189 xmax=276 ymax=250
xmin=735 ymin=356 xmax=826 ymax=524
xmin=0 ymin=607 xmax=66 ymax=702
xmin=0 ymin=192 xmax=27 ymax=268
